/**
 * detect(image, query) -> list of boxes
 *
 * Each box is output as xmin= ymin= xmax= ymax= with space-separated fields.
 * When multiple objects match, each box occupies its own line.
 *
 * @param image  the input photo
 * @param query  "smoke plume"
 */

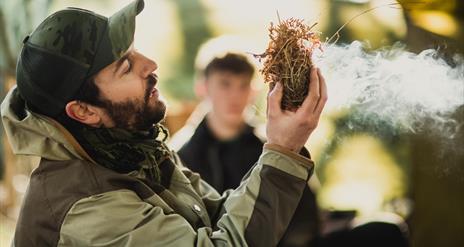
xmin=314 ymin=41 xmax=464 ymax=138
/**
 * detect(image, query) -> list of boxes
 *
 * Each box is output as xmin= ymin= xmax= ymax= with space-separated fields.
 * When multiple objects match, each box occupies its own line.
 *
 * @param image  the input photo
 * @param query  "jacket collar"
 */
xmin=1 ymin=86 xmax=94 ymax=162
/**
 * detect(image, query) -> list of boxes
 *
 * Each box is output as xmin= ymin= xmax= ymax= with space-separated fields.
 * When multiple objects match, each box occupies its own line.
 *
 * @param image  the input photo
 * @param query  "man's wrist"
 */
xmin=261 ymin=143 xmax=314 ymax=181
xmin=264 ymin=143 xmax=313 ymax=168
xmin=266 ymin=141 xmax=301 ymax=153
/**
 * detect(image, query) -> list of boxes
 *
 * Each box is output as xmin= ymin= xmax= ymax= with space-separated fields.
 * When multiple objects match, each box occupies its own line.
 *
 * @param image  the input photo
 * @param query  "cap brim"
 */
xmin=108 ymin=0 xmax=145 ymax=58
xmin=87 ymin=0 xmax=144 ymax=76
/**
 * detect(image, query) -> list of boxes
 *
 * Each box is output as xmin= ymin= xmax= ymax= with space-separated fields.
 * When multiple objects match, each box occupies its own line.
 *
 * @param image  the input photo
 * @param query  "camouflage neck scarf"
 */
xmin=80 ymin=124 xmax=171 ymax=184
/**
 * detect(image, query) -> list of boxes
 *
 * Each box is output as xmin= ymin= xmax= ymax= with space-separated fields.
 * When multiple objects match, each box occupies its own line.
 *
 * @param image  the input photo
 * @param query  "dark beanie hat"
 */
xmin=16 ymin=0 xmax=144 ymax=116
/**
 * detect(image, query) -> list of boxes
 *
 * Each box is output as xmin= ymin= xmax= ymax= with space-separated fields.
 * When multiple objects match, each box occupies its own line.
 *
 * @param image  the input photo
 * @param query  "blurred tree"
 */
xmin=399 ymin=2 xmax=464 ymax=246
xmin=398 ymin=2 xmax=464 ymax=246
xmin=0 ymin=0 xmax=52 ymax=76
xmin=165 ymin=0 xmax=213 ymax=100
xmin=408 ymin=106 xmax=464 ymax=247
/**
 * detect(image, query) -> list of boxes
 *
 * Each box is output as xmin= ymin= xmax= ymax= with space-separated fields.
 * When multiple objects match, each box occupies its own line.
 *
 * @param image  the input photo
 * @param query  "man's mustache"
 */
xmin=145 ymin=73 xmax=158 ymax=101
xmin=148 ymin=73 xmax=158 ymax=87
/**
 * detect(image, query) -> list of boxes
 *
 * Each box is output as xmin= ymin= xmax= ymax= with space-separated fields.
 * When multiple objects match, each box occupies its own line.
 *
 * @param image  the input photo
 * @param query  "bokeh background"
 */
xmin=0 ymin=0 xmax=463 ymax=246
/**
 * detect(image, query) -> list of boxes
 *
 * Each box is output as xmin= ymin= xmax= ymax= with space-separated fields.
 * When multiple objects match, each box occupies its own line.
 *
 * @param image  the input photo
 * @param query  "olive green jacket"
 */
xmin=2 ymin=87 xmax=316 ymax=247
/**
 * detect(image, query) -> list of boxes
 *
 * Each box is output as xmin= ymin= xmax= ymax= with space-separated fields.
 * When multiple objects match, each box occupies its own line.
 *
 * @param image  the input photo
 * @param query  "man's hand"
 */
xmin=266 ymin=67 xmax=327 ymax=153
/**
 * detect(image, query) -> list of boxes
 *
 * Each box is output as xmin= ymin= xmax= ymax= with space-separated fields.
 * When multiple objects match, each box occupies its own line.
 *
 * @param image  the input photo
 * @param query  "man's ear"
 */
xmin=65 ymin=100 xmax=103 ymax=127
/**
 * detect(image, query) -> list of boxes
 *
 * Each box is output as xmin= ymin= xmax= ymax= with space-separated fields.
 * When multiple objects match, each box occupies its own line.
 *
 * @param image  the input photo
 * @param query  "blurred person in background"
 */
xmin=175 ymin=53 xmax=265 ymax=194
xmin=1 ymin=0 xmax=329 ymax=246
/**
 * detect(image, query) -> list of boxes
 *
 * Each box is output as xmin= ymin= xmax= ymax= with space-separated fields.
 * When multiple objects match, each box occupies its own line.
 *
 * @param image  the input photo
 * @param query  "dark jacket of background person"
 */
xmin=178 ymin=117 xmax=263 ymax=193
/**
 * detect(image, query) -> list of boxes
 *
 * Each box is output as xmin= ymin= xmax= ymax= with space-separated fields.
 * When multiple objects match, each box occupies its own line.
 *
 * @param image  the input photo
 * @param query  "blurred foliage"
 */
xmin=163 ymin=0 xmax=213 ymax=101
xmin=0 ymin=0 xmax=52 ymax=77
xmin=400 ymin=0 xmax=460 ymax=13
xmin=325 ymin=0 xmax=405 ymax=50
xmin=317 ymin=108 xmax=411 ymax=194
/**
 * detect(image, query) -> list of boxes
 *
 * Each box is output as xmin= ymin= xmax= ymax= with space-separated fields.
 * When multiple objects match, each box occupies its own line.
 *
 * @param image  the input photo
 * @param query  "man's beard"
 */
xmin=99 ymin=74 xmax=166 ymax=131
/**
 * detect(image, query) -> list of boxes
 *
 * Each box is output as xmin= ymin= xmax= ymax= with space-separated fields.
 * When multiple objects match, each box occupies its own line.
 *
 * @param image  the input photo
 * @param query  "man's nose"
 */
xmin=141 ymin=56 xmax=158 ymax=76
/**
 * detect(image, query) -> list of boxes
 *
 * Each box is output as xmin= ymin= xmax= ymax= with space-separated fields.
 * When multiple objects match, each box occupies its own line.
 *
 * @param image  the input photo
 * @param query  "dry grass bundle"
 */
xmin=255 ymin=18 xmax=321 ymax=111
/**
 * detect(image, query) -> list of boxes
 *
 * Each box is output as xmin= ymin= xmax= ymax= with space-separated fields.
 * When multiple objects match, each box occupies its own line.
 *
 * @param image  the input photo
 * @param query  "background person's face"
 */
xmin=93 ymin=47 xmax=166 ymax=130
xmin=205 ymin=71 xmax=252 ymax=126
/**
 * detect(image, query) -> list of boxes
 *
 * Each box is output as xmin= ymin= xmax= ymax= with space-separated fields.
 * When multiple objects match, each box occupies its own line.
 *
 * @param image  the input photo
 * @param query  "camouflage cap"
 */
xmin=16 ymin=0 xmax=145 ymax=116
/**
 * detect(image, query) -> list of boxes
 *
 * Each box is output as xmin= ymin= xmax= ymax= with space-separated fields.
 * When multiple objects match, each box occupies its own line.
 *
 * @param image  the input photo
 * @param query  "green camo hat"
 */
xmin=16 ymin=0 xmax=145 ymax=116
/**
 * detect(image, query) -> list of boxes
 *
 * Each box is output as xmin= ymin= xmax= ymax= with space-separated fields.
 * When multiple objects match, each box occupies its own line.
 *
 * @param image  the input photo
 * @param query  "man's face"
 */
xmin=205 ymin=70 xmax=252 ymax=126
xmin=92 ymin=47 xmax=166 ymax=131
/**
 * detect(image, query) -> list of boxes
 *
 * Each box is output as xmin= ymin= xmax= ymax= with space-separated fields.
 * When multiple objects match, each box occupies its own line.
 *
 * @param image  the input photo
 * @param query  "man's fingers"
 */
xmin=299 ymin=66 xmax=320 ymax=114
xmin=268 ymin=82 xmax=283 ymax=116
xmin=314 ymin=68 xmax=328 ymax=114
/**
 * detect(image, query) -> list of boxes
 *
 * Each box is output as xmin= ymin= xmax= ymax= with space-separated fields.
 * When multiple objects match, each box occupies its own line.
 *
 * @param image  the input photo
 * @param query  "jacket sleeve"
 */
xmin=182 ymin=145 xmax=320 ymax=246
xmin=58 ymin=144 xmax=314 ymax=247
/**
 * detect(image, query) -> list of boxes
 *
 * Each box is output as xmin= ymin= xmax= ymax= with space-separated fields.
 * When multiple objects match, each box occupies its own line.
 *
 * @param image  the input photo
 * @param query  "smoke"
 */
xmin=313 ymin=41 xmax=464 ymax=138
